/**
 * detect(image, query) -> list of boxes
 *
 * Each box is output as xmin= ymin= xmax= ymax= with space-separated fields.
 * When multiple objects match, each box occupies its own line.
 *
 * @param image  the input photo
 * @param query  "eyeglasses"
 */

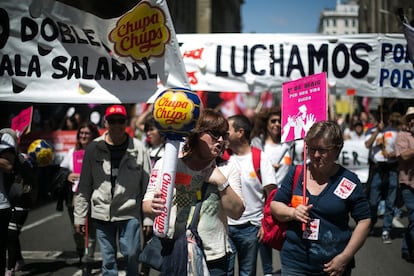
xmin=206 ymin=130 xmax=229 ymax=142
xmin=79 ymin=131 xmax=91 ymax=136
xmin=107 ymin=118 xmax=127 ymax=125
xmin=270 ymin=118 xmax=281 ymax=124
xmin=307 ymin=146 xmax=336 ymax=155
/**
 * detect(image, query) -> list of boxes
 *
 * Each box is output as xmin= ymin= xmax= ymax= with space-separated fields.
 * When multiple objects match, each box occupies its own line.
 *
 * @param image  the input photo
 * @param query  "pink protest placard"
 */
xmin=281 ymin=72 xmax=328 ymax=143
xmin=11 ymin=106 xmax=33 ymax=138
xmin=72 ymin=149 xmax=85 ymax=174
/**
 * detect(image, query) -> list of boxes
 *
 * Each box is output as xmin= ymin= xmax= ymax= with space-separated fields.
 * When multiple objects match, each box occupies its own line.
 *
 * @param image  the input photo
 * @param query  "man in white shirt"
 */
xmin=226 ymin=115 xmax=277 ymax=276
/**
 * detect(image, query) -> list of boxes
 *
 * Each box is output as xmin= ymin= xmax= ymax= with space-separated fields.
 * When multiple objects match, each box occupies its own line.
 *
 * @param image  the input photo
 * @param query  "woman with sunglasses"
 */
xmin=251 ymin=106 xmax=293 ymax=187
xmin=271 ymin=121 xmax=371 ymax=276
xmin=143 ymin=108 xmax=245 ymax=275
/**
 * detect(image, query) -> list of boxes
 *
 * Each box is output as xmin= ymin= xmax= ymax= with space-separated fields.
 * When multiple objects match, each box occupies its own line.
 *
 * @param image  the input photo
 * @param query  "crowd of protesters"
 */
xmin=1 ymin=96 xmax=414 ymax=275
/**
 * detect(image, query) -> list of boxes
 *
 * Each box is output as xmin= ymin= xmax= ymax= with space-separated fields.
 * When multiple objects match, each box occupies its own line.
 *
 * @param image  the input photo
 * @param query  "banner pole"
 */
xmin=302 ymin=142 xmax=307 ymax=232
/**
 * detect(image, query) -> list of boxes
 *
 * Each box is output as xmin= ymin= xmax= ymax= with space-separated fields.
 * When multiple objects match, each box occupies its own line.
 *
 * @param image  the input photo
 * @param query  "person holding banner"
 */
xmin=57 ymin=122 xmax=100 ymax=263
xmin=395 ymin=106 xmax=414 ymax=263
xmin=271 ymin=121 xmax=371 ymax=276
xmin=143 ymin=108 xmax=245 ymax=275
xmin=74 ymin=105 xmax=151 ymax=276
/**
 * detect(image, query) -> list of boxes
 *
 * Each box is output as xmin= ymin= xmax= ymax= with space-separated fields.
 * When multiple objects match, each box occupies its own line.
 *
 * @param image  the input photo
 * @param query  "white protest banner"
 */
xmin=176 ymin=33 xmax=414 ymax=99
xmin=338 ymin=139 xmax=370 ymax=183
xmin=2 ymin=2 xmax=413 ymax=103
xmin=0 ymin=0 xmax=187 ymax=103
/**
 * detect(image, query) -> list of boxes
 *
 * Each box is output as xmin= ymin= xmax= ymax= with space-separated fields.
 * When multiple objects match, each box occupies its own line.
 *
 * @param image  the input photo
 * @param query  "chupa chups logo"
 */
xmin=109 ymin=1 xmax=170 ymax=61
xmin=153 ymin=91 xmax=195 ymax=131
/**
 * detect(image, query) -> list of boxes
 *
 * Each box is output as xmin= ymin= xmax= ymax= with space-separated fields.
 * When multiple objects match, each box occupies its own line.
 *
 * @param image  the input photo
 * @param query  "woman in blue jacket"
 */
xmin=271 ymin=121 xmax=371 ymax=276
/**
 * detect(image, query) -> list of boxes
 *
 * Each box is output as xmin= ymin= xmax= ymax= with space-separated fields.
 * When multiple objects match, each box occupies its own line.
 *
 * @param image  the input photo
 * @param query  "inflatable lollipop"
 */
xmin=152 ymin=88 xmax=201 ymax=237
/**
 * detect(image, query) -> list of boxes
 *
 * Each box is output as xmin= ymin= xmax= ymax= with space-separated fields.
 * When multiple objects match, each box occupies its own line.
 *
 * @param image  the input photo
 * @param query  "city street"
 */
xmin=14 ymin=200 xmax=414 ymax=275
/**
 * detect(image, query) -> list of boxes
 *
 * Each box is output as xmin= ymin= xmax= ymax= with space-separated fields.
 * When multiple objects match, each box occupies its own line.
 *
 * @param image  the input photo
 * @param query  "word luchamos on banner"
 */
xmin=152 ymin=88 xmax=201 ymax=237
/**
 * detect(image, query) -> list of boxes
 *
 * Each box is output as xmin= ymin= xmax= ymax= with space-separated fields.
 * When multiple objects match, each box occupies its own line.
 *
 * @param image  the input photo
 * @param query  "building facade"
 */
xmin=318 ymin=0 xmax=359 ymax=35
xmin=167 ymin=0 xmax=243 ymax=34
xmin=358 ymin=0 xmax=414 ymax=33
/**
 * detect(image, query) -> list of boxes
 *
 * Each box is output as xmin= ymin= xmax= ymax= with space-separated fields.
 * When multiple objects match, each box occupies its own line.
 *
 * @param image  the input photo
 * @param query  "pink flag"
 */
xmin=11 ymin=106 xmax=33 ymax=138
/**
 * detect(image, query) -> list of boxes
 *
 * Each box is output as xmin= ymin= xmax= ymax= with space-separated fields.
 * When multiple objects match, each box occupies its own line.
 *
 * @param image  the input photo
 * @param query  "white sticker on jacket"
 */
xmin=302 ymin=218 xmax=320 ymax=240
xmin=334 ymin=178 xmax=356 ymax=199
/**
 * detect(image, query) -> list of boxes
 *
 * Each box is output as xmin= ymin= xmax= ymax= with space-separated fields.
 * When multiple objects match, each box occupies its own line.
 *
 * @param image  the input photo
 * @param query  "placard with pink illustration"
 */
xmin=281 ymin=72 xmax=328 ymax=143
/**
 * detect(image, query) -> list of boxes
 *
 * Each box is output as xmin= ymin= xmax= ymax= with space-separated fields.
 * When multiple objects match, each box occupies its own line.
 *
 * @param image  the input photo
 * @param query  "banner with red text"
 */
xmin=177 ymin=33 xmax=413 ymax=99
xmin=1 ymin=1 xmax=413 ymax=102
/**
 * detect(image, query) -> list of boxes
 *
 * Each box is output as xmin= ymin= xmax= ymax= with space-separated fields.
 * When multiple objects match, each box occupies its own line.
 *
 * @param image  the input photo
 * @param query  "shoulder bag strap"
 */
xmin=189 ymin=182 xmax=208 ymax=228
xmin=251 ymin=146 xmax=262 ymax=183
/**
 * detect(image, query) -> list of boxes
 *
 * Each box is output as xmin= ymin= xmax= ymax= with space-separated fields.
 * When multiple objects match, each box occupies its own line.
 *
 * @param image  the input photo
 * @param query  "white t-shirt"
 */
xmin=60 ymin=147 xmax=75 ymax=171
xmin=227 ymin=150 xmax=276 ymax=227
xmin=143 ymin=157 xmax=243 ymax=261
xmin=263 ymin=143 xmax=291 ymax=186
xmin=365 ymin=126 xmax=398 ymax=163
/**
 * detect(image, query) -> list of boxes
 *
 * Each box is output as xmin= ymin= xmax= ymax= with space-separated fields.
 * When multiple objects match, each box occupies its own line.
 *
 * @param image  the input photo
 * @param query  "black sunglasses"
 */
xmin=107 ymin=118 xmax=127 ymax=125
xmin=270 ymin=118 xmax=281 ymax=124
xmin=206 ymin=130 xmax=229 ymax=141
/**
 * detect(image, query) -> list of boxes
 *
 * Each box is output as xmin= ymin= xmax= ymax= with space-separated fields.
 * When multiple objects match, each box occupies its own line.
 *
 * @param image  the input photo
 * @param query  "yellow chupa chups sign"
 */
xmin=152 ymin=88 xmax=201 ymax=138
xmin=109 ymin=2 xmax=171 ymax=61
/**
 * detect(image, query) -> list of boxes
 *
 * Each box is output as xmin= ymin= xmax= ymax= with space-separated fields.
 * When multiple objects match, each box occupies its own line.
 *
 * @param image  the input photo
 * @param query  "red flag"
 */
xmin=11 ymin=106 xmax=33 ymax=138
xmin=219 ymin=92 xmax=244 ymax=118
xmin=260 ymin=91 xmax=273 ymax=109
xmin=196 ymin=90 xmax=208 ymax=107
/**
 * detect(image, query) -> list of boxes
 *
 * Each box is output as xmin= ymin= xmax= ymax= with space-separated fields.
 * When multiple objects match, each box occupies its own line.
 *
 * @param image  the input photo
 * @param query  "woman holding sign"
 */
xmin=271 ymin=121 xmax=371 ymax=276
xmin=143 ymin=108 xmax=245 ymax=275
xmin=57 ymin=121 xmax=99 ymax=263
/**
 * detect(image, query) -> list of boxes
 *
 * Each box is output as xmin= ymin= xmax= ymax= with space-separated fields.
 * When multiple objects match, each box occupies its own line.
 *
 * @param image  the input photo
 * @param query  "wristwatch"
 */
xmin=217 ymin=180 xmax=230 ymax=192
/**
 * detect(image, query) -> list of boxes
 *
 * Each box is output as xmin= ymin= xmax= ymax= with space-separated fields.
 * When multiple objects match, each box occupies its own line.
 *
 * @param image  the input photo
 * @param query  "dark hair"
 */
xmin=182 ymin=108 xmax=228 ymax=155
xmin=228 ymin=114 xmax=252 ymax=141
xmin=388 ymin=112 xmax=402 ymax=127
xmin=75 ymin=121 xmax=100 ymax=150
xmin=250 ymin=106 xmax=281 ymax=141
xmin=353 ymin=120 xmax=363 ymax=127
xmin=305 ymin=121 xmax=344 ymax=153
xmin=144 ymin=115 xmax=156 ymax=132
xmin=61 ymin=115 xmax=78 ymax=130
